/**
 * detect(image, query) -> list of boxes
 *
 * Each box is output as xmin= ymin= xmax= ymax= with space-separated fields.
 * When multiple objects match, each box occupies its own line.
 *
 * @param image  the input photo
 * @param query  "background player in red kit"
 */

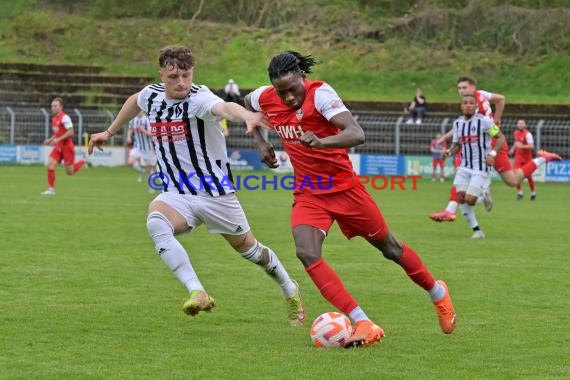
xmin=430 ymin=132 xmax=446 ymax=182
xmin=41 ymin=97 xmax=86 ymax=195
xmin=509 ymin=119 xmax=537 ymax=200
xmin=245 ymin=51 xmax=456 ymax=348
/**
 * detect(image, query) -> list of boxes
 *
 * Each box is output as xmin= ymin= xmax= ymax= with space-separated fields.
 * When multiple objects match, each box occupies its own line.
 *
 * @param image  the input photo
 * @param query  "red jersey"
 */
xmin=513 ymin=129 xmax=534 ymax=162
xmin=251 ymin=80 xmax=354 ymax=194
xmin=475 ymin=89 xmax=507 ymax=154
xmin=52 ymin=112 xmax=74 ymax=144
xmin=430 ymin=139 xmax=446 ymax=159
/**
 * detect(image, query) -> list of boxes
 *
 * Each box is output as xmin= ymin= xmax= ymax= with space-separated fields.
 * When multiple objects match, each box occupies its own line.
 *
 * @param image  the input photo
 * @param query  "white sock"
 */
xmin=533 ymin=157 xmax=546 ymax=167
xmin=131 ymin=161 xmax=144 ymax=173
xmin=241 ymin=241 xmax=296 ymax=298
xmin=147 ymin=212 xmax=204 ymax=293
xmin=445 ymin=201 xmax=458 ymax=213
xmin=348 ymin=306 xmax=369 ymax=322
xmin=429 ymin=282 xmax=446 ymax=302
xmin=531 ymin=191 xmax=536 ymax=196
xmin=460 ymin=203 xmax=479 ymax=230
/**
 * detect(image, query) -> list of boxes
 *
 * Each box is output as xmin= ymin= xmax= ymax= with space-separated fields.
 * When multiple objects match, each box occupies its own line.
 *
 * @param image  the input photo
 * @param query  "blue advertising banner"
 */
xmin=227 ymin=150 xmax=263 ymax=171
xmin=0 ymin=145 xmax=17 ymax=163
xmin=545 ymin=160 xmax=570 ymax=182
xmin=17 ymin=145 xmax=43 ymax=164
xmin=360 ymin=155 xmax=404 ymax=176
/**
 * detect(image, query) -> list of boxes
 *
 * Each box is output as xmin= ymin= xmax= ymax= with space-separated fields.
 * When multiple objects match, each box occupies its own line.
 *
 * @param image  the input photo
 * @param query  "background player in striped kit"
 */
xmin=444 ymin=94 xmax=506 ymax=238
xmin=127 ymin=111 xmax=156 ymax=186
xmin=88 ymin=45 xmax=306 ymax=325
xmin=430 ymin=77 xmax=561 ymax=222
xmin=509 ymin=119 xmax=537 ymax=200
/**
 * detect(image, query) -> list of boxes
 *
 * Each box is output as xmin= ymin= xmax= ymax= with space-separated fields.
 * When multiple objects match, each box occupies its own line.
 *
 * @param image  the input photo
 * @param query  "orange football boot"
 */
xmin=344 ymin=320 xmax=385 ymax=348
xmin=432 ymin=280 xmax=456 ymax=334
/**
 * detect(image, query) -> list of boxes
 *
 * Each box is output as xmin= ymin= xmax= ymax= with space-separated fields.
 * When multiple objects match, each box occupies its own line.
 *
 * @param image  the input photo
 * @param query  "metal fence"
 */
xmin=1 ymin=107 xmax=569 ymax=158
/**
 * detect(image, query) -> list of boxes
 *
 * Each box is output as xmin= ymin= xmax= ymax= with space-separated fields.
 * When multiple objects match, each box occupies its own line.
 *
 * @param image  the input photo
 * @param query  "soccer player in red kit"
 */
xmin=509 ymin=120 xmax=537 ymax=200
xmin=41 ymin=97 xmax=85 ymax=195
xmin=430 ymin=77 xmax=561 ymax=221
xmin=245 ymin=51 xmax=456 ymax=348
xmin=430 ymin=133 xmax=446 ymax=182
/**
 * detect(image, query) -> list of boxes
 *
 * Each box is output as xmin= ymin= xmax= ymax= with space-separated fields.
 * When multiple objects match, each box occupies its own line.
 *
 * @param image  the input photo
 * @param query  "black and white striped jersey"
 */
xmin=128 ymin=115 xmax=153 ymax=152
xmin=452 ymin=114 xmax=495 ymax=172
xmin=137 ymin=83 xmax=233 ymax=196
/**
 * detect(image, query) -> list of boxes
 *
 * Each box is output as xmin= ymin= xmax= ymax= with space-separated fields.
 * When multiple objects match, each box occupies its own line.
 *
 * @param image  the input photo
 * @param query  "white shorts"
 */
xmin=153 ymin=192 xmax=250 ymax=235
xmin=453 ymin=167 xmax=491 ymax=197
xmin=130 ymin=148 xmax=156 ymax=166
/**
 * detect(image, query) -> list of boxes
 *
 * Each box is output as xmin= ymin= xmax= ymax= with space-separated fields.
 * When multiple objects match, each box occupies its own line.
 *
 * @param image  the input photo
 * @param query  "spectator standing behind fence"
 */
xmin=40 ymin=97 xmax=87 ymax=196
xmin=430 ymin=132 xmax=446 ymax=182
xmin=224 ymin=79 xmax=241 ymax=102
xmin=406 ymin=89 xmax=427 ymax=125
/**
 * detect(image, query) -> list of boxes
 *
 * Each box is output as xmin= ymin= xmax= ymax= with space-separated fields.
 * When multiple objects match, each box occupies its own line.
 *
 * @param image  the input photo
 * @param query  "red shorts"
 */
xmin=432 ymin=158 xmax=444 ymax=168
xmin=492 ymin=139 xmax=511 ymax=173
xmin=513 ymin=156 xmax=532 ymax=170
xmin=493 ymin=149 xmax=512 ymax=173
xmin=291 ymin=184 xmax=389 ymax=240
xmin=453 ymin=154 xmax=461 ymax=168
xmin=50 ymin=140 xmax=75 ymax=165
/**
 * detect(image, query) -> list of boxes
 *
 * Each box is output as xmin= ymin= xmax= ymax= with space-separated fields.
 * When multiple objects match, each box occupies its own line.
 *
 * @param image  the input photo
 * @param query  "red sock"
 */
xmin=305 ymin=259 xmax=358 ymax=315
xmin=528 ymin=176 xmax=535 ymax=191
xmin=73 ymin=160 xmax=85 ymax=173
xmin=449 ymin=186 xmax=459 ymax=202
xmin=48 ymin=169 xmax=55 ymax=188
xmin=398 ymin=243 xmax=435 ymax=291
xmin=521 ymin=160 xmax=537 ymax=178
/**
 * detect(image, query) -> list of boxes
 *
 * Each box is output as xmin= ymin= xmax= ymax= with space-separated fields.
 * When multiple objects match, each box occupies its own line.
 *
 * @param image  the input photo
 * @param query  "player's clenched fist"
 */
xmin=300 ymin=131 xmax=326 ymax=149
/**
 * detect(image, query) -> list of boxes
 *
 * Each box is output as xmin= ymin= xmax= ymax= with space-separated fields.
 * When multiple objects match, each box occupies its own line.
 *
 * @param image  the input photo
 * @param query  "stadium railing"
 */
xmin=1 ymin=107 xmax=569 ymax=158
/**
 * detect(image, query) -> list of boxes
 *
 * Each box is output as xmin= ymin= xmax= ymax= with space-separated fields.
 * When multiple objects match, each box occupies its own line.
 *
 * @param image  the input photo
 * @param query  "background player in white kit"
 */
xmin=444 ymin=94 xmax=506 ymax=239
xmin=127 ymin=111 xmax=156 ymax=187
xmin=88 ymin=45 xmax=305 ymax=325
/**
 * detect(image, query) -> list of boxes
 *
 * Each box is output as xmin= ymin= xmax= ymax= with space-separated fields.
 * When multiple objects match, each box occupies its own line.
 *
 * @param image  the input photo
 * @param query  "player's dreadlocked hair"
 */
xmin=267 ymin=51 xmax=317 ymax=81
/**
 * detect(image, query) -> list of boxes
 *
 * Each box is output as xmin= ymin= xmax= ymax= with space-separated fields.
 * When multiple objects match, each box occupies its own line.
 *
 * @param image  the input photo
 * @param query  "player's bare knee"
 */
xmin=465 ymin=196 xmax=477 ymax=206
xmin=296 ymin=248 xmax=320 ymax=267
xmin=371 ymin=233 xmax=402 ymax=261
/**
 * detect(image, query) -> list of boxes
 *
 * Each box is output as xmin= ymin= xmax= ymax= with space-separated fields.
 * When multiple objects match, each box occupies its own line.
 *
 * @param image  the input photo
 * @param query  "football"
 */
xmin=310 ymin=312 xmax=353 ymax=348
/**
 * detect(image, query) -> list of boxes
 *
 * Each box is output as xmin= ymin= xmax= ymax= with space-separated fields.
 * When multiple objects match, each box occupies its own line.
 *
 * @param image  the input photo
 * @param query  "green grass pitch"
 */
xmin=1 ymin=166 xmax=568 ymax=379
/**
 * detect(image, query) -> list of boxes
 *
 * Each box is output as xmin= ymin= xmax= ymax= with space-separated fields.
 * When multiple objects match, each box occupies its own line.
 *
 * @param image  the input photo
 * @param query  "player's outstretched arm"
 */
xmin=444 ymin=142 xmax=460 ymax=159
xmin=242 ymin=94 xmax=278 ymax=167
xmin=439 ymin=129 xmax=454 ymax=143
xmin=486 ymin=130 xmax=506 ymax=166
xmin=89 ymin=93 xmax=140 ymax=154
xmin=300 ymin=111 xmax=364 ymax=150
xmin=490 ymin=93 xmax=506 ymax=126
xmin=212 ymin=101 xmax=272 ymax=134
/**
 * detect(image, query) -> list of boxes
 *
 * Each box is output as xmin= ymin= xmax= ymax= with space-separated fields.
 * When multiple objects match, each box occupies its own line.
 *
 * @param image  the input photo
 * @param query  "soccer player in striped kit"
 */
xmin=88 ymin=45 xmax=306 ymax=325
xmin=41 ymin=97 xmax=86 ymax=195
xmin=127 ymin=111 xmax=156 ymax=186
xmin=430 ymin=77 xmax=561 ymax=222
xmin=444 ymin=94 xmax=506 ymax=238
xmin=246 ymin=51 xmax=456 ymax=348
